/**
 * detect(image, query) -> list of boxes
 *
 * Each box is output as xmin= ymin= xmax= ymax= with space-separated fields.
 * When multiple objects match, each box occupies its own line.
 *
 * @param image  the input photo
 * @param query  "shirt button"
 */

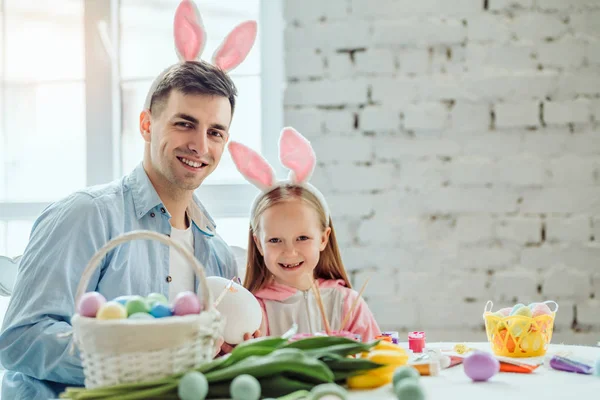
xmin=150 ymin=212 xmax=155 ymax=217
xmin=161 ymin=207 xmax=166 ymax=213
xmin=166 ymin=275 xmax=172 ymax=283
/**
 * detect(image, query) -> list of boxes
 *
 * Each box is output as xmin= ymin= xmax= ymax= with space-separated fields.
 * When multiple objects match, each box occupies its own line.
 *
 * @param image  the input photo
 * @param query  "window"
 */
xmin=0 ymin=0 xmax=283 ymax=256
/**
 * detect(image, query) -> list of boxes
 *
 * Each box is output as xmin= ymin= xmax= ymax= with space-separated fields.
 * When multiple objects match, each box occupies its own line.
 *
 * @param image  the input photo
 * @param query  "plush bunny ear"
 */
xmin=174 ymin=0 xmax=207 ymax=61
xmin=229 ymin=141 xmax=276 ymax=191
xmin=279 ymin=127 xmax=316 ymax=184
xmin=212 ymin=21 xmax=257 ymax=72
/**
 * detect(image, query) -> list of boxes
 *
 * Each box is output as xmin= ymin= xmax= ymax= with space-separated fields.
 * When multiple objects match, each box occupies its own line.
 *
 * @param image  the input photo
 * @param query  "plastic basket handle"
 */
xmin=484 ymin=300 xmax=494 ymax=313
xmin=74 ymin=230 xmax=213 ymax=311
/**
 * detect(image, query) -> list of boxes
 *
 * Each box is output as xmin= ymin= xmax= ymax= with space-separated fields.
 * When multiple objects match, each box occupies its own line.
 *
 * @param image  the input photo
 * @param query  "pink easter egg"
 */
xmin=172 ymin=291 xmax=203 ymax=316
xmin=531 ymin=302 xmax=552 ymax=317
xmin=498 ymin=307 xmax=511 ymax=316
xmin=77 ymin=292 xmax=107 ymax=318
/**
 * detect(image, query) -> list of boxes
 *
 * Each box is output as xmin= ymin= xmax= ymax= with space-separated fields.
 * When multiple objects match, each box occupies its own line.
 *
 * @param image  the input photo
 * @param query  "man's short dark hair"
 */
xmin=149 ymin=61 xmax=237 ymax=117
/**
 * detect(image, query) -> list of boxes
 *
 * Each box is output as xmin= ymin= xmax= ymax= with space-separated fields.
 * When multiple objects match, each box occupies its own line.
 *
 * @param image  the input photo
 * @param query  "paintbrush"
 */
xmin=340 ymin=277 xmax=370 ymax=331
xmin=213 ymin=276 xmax=237 ymax=307
xmin=306 ymin=275 xmax=331 ymax=335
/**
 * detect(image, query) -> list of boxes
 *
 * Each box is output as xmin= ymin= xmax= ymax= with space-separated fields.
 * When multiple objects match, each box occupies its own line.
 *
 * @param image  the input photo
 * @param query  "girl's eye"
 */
xmin=268 ymin=238 xmax=280 ymax=243
xmin=298 ymin=236 xmax=309 ymax=241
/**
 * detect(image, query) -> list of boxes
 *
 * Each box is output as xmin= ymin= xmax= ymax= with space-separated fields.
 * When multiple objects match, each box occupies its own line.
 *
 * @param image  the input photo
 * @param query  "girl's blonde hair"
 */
xmin=243 ymin=185 xmax=351 ymax=293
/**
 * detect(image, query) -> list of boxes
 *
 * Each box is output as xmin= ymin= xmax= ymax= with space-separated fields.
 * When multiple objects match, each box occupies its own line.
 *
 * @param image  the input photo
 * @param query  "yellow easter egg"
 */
xmin=509 ymin=306 xmax=532 ymax=337
xmin=96 ymin=301 xmax=127 ymax=320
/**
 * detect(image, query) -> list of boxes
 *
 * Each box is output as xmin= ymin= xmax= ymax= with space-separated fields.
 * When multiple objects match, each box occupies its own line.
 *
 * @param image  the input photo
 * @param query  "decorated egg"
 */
xmin=206 ymin=276 xmax=262 ymax=345
xmin=173 ymin=291 xmax=203 ymax=316
xmin=531 ymin=302 xmax=552 ymax=317
xmin=77 ymin=292 xmax=107 ymax=317
xmin=150 ymin=303 xmax=173 ymax=318
xmin=463 ymin=351 xmax=499 ymax=382
xmin=96 ymin=301 xmax=127 ymax=320
xmin=125 ymin=296 xmax=150 ymax=316
xmin=147 ymin=292 xmax=168 ymax=306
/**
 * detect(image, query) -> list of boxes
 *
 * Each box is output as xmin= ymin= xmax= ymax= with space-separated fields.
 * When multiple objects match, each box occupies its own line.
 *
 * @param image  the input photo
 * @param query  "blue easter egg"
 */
xmin=528 ymin=302 xmax=539 ymax=309
xmin=114 ymin=295 xmax=135 ymax=306
xmin=150 ymin=303 xmax=173 ymax=318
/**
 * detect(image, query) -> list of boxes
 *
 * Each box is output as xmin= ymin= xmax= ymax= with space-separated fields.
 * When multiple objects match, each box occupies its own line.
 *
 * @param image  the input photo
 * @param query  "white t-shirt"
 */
xmin=168 ymin=224 xmax=195 ymax=302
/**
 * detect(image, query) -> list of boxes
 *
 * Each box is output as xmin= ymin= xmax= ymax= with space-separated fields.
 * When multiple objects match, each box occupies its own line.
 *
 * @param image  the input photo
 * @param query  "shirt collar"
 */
xmin=126 ymin=163 xmax=217 ymax=236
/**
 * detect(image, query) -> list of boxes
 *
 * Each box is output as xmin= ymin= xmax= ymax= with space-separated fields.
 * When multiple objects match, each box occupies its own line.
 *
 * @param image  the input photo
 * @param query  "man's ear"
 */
xmin=140 ymin=110 xmax=152 ymax=143
xmin=253 ymin=234 xmax=264 ymax=256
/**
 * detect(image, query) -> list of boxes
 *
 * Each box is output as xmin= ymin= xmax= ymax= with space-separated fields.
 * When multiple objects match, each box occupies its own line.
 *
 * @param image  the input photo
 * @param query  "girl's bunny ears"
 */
xmin=144 ymin=0 xmax=257 ymax=109
xmin=228 ymin=127 xmax=330 ymax=224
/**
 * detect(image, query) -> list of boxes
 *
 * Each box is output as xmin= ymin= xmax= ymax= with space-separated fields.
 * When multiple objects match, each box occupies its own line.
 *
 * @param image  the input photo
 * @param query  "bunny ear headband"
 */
xmin=228 ymin=127 xmax=330 ymax=225
xmin=143 ymin=0 xmax=258 ymax=110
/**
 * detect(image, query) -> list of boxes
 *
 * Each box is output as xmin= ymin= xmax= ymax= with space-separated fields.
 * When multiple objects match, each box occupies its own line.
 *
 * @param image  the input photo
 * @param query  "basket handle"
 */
xmin=74 ymin=230 xmax=213 ymax=312
xmin=484 ymin=300 xmax=494 ymax=313
xmin=543 ymin=300 xmax=559 ymax=313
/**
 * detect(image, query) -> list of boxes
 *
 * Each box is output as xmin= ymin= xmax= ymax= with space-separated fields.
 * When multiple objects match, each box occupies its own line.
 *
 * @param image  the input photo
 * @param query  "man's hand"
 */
xmin=217 ymin=330 xmax=262 ymax=356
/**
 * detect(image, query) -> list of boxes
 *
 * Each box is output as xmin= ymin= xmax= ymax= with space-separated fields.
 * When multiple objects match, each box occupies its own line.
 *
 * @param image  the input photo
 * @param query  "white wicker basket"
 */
xmin=70 ymin=230 xmax=223 ymax=389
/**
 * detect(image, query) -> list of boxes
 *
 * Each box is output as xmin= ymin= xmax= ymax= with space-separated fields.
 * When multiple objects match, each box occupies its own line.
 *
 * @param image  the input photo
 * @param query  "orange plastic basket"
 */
xmin=483 ymin=300 xmax=558 ymax=358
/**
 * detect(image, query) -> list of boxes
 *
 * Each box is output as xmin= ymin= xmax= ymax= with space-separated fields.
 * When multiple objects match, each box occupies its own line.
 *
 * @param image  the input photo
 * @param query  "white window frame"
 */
xmin=0 ymin=0 xmax=284 ymax=223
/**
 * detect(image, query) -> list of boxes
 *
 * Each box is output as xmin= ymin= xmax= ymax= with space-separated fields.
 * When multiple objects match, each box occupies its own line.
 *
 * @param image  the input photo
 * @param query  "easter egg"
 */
xmin=510 ymin=306 xmax=532 ymax=337
xmin=114 ymin=295 xmax=136 ymax=305
xmin=125 ymin=296 xmax=150 ymax=316
xmin=230 ymin=374 xmax=261 ymax=400
xmin=150 ymin=303 xmax=173 ymax=318
xmin=96 ymin=301 xmax=127 ymax=320
xmin=531 ymin=302 xmax=552 ymax=317
xmin=146 ymin=292 xmax=168 ymax=306
xmin=178 ymin=371 xmax=208 ymax=400
xmin=392 ymin=366 xmax=420 ymax=387
xmin=128 ymin=312 xmax=155 ymax=320
xmin=463 ymin=351 xmax=499 ymax=382
xmin=206 ymin=276 xmax=262 ymax=345
xmin=519 ymin=331 xmax=543 ymax=352
xmin=498 ymin=307 xmax=511 ymax=316
xmin=528 ymin=302 xmax=538 ymax=309
xmin=172 ymin=291 xmax=203 ymax=316
xmin=310 ymin=383 xmax=348 ymax=400
xmin=510 ymin=303 xmax=526 ymax=315
xmin=393 ymin=378 xmax=425 ymax=400
xmin=77 ymin=292 xmax=107 ymax=318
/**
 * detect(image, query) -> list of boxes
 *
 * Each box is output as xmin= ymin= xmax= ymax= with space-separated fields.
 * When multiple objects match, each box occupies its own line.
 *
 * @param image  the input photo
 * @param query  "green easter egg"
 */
xmin=178 ymin=371 xmax=208 ymax=400
xmin=128 ymin=312 xmax=155 ymax=320
xmin=513 ymin=306 xmax=532 ymax=318
xmin=393 ymin=366 xmax=420 ymax=387
xmin=146 ymin=292 xmax=168 ymax=306
xmin=311 ymin=383 xmax=348 ymax=399
xmin=230 ymin=374 xmax=261 ymax=400
xmin=125 ymin=296 xmax=150 ymax=316
xmin=510 ymin=303 xmax=525 ymax=315
xmin=394 ymin=378 xmax=425 ymax=400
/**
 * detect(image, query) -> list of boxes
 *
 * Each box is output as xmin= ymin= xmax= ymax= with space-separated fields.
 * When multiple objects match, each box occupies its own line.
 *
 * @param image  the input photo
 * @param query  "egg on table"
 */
xmin=205 ymin=276 xmax=262 ymax=345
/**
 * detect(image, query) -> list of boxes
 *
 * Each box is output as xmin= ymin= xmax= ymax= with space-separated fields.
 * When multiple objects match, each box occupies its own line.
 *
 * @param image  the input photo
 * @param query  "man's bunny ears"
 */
xmin=228 ymin=127 xmax=330 ymax=223
xmin=144 ymin=0 xmax=257 ymax=109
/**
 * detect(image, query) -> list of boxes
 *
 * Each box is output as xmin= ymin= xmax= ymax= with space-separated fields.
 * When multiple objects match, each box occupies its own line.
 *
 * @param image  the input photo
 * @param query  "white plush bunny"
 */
xmin=144 ymin=0 xmax=258 ymax=109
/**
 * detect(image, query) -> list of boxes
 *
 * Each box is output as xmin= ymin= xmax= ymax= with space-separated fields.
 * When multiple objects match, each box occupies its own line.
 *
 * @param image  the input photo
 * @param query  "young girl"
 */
xmin=228 ymin=127 xmax=381 ymax=342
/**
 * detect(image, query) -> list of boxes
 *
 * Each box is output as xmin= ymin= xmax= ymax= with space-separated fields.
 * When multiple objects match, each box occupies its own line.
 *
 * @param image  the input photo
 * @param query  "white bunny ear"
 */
xmin=212 ymin=21 xmax=257 ymax=72
xmin=279 ymin=127 xmax=316 ymax=185
xmin=174 ymin=0 xmax=207 ymax=61
xmin=228 ymin=141 xmax=276 ymax=191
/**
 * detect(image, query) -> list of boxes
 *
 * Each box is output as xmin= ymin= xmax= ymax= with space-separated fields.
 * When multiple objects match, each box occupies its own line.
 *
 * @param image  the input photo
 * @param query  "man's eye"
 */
xmin=175 ymin=122 xmax=193 ymax=129
xmin=209 ymin=130 xmax=223 ymax=138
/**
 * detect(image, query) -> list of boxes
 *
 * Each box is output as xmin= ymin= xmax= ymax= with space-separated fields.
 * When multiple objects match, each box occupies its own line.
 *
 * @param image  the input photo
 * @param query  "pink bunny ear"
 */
xmin=229 ymin=141 xmax=276 ymax=191
xmin=212 ymin=21 xmax=257 ymax=72
xmin=174 ymin=0 xmax=206 ymax=61
xmin=279 ymin=127 xmax=316 ymax=184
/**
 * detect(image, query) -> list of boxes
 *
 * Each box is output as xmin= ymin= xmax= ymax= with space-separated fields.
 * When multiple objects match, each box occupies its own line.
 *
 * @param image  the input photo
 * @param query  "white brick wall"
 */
xmin=283 ymin=0 xmax=600 ymax=343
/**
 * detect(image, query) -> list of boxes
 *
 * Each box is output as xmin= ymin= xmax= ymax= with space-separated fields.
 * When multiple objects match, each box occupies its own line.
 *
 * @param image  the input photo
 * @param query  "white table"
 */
xmin=347 ymin=342 xmax=600 ymax=400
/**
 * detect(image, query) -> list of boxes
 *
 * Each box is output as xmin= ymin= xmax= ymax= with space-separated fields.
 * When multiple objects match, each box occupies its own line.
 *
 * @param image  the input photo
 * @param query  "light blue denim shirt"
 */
xmin=0 ymin=163 xmax=237 ymax=398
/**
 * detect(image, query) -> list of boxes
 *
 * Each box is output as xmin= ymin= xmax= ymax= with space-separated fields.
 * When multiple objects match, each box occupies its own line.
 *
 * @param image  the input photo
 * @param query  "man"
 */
xmin=0 ymin=3 xmax=259 ymax=395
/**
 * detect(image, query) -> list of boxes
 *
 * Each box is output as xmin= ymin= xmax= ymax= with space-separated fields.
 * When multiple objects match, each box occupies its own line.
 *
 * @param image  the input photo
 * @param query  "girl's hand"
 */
xmin=218 ymin=330 xmax=262 ymax=355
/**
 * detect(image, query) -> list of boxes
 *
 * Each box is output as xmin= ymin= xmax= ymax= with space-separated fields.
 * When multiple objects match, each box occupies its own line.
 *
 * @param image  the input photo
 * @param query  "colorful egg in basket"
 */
xmin=482 ymin=300 xmax=558 ymax=358
xmin=69 ymin=230 xmax=223 ymax=389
